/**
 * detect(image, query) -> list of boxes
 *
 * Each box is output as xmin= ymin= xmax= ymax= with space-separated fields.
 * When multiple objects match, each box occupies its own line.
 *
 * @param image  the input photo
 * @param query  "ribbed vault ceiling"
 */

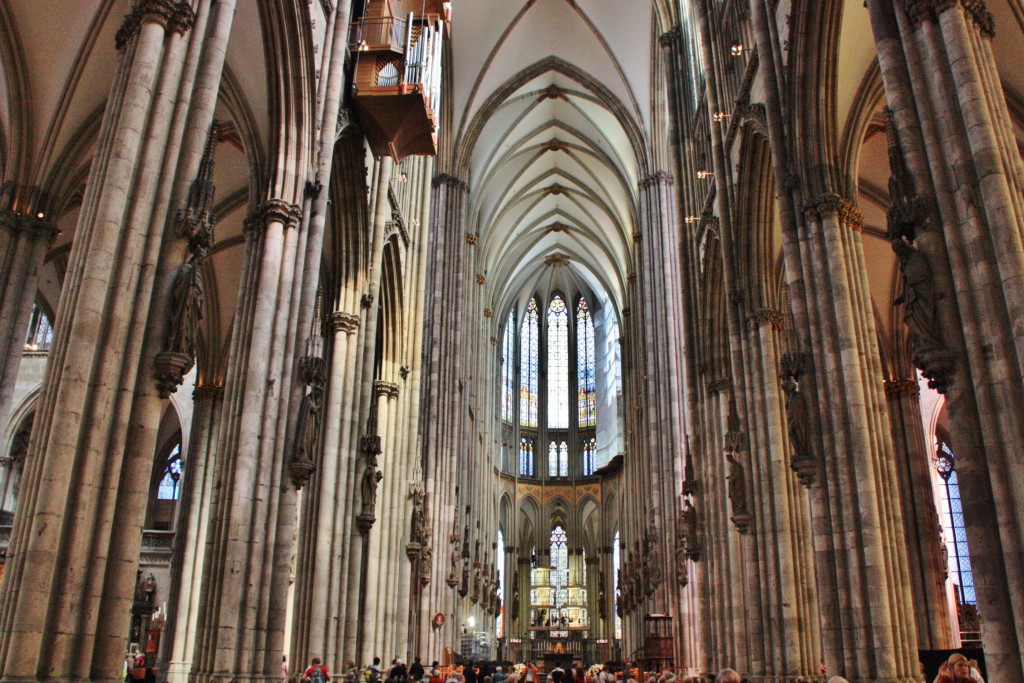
xmin=451 ymin=0 xmax=654 ymax=315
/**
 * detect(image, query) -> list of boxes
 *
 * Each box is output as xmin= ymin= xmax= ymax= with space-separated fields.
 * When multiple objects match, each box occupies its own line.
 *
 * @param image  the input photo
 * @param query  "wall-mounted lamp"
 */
xmin=730 ymin=42 xmax=745 ymax=57
xmin=684 ymin=216 xmax=701 ymax=224
xmin=712 ymin=112 xmax=731 ymax=123
xmin=696 ymin=170 xmax=714 ymax=180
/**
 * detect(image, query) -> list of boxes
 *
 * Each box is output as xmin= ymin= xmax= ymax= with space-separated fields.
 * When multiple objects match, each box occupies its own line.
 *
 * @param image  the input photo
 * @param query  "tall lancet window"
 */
xmin=550 ymin=525 xmax=569 ymax=587
xmin=520 ymin=437 xmax=535 ymax=477
xmin=496 ymin=529 xmax=505 ymax=637
xmin=502 ymin=308 xmax=516 ymax=423
xmin=576 ymin=297 xmax=597 ymax=427
xmin=547 ymin=295 xmax=569 ymax=428
xmin=520 ymin=298 xmax=539 ymax=428
xmin=548 ymin=441 xmax=568 ymax=478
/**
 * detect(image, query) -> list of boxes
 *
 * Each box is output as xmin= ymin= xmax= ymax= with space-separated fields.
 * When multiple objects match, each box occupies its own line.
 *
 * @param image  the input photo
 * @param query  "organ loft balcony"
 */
xmin=350 ymin=0 xmax=451 ymax=160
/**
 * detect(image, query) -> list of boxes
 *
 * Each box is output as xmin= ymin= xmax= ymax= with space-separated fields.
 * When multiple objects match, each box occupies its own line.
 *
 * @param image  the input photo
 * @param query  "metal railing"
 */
xmin=349 ymin=16 xmax=408 ymax=53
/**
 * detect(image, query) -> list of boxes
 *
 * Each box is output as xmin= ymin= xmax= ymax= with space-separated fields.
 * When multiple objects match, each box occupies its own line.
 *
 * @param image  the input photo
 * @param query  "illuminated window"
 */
xmin=936 ymin=442 xmax=976 ymax=605
xmin=520 ymin=299 xmax=539 ymax=428
xmin=582 ymin=437 xmax=596 ymax=475
xmin=157 ymin=444 xmax=183 ymax=500
xmin=24 ymin=302 xmax=54 ymax=351
xmin=519 ymin=437 xmax=535 ymax=477
xmin=547 ymin=296 xmax=569 ymax=429
xmin=501 ymin=308 xmax=516 ymax=423
xmin=548 ymin=440 xmax=568 ymax=478
xmin=576 ymin=297 xmax=596 ymax=427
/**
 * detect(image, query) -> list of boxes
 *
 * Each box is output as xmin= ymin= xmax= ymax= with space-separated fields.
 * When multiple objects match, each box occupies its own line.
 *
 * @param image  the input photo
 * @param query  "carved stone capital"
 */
xmin=659 ymin=25 xmax=682 ymax=48
xmin=374 ymin=380 xmax=400 ymax=398
xmin=327 ymin=311 xmax=360 ymax=334
xmin=0 ymin=210 xmax=58 ymax=245
xmin=640 ymin=171 xmax=674 ymax=189
xmin=259 ymin=198 xmax=303 ymax=229
xmin=904 ymin=0 xmax=994 ymax=38
xmin=193 ymin=383 xmax=225 ymax=402
xmin=466 ymin=232 xmax=478 ymax=245
xmin=885 ymin=377 xmax=921 ymax=397
xmin=706 ymin=377 xmax=732 ymax=396
xmin=749 ymin=308 xmax=784 ymax=331
xmin=431 ymin=173 xmax=468 ymax=191
xmin=476 ymin=274 xmax=486 ymax=285
xmin=116 ymin=1 xmax=194 ymax=51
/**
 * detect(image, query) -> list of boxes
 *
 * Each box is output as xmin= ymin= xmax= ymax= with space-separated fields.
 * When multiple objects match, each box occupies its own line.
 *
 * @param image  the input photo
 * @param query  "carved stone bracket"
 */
xmin=0 ymin=210 xmax=58 ymax=244
xmin=749 ymin=307 xmax=784 ymax=331
xmin=431 ymin=173 xmax=468 ymax=191
xmin=193 ymin=383 xmax=224 ymax=402
xmin=154 ymin=351 xmax=194 ymax=398
xmin=706 ymin=376 xmax=732 ymax=397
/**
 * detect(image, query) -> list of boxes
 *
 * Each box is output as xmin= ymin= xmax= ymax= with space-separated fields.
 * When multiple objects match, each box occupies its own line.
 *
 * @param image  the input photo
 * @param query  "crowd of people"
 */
xmin=287 ymin=651 xmax=985 ymax=683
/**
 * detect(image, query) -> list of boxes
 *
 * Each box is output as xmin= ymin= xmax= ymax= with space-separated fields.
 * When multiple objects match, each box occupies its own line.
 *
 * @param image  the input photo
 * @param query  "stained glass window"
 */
xmin=158 ymin=444 xmax=183 ymax=500
xmin=547 ymin=296 xmax=569 ymax=428
xmin=502 ymin=308 xmax=516 ymax=423
xmin=520 ymin=299 xmax=539 ymax=428
xmin=24 ymin=301 xmax=54 ymax=351
xmin=550 ymin=526 xmax=568 ymax=587
xmin=548 ymin=440 xmax=568 ymax=478
xmin=582 ymin=437 xmax=596 ymax=475
xmin=937 ymin=442 xmax=976 ymax=605
xmin=576 ymin=297 xmax=597 ymax=427
xmin=519 ymin=437 xmax=535 ymax=477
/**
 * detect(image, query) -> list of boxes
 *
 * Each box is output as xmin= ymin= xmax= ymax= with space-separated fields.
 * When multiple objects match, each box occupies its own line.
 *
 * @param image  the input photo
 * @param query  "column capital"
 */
xmin=706 ymin=376 xmax=732 ymax=396
xmin=373 ymin=380 xmax=400 ymax=398
xmin=658 ymin=25 xmax=682 ymax=49
xmin=884 ymin=377 xmax=920 ymax=397
xmin=904 ymin=0 xmax=994 ymax=38
xmin=432 ymin=173 xmax=468 ymax=191
xmin=116 ymin=1 xmax=195 ymax=51
xmin=747 ymin=307 xmax=784 ymax=331
xmin=639 ymin=171 xmax=674 ymax=189
xmin=259 ymin=198 xmax=303 ymax=229
xmin=193 ymin=383 xmax=225 ymax=402
xmin=326 ymin=311 xmax=360 ymax=334
xmin=0 ymin=210 xmax=58 ymax=244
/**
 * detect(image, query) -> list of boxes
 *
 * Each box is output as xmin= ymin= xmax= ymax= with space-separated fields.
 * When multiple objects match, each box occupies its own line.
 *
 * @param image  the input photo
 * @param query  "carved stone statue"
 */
xmin=893 ymin=237 xmax=944 ymax=352
xmin=680 ymin=498 xmax=701 ymax=560
xmin=726 ymin=452 xmax=748 ymax=516
xmin=782 ymin=374 xmax=811 ymax=462
xmin=142 ymin=573 xmax=157 ymax=603
xmin=360 ymin=455 xmax=383 ymax=516
xmin=411 ymin=490 xmax=427 ymax=544
xmin=419 ymin=544 xmax=433 ymax=583
xmin=675 ymin=543 xmax=689 ymax=587
xmin=169 ymin=258 xmax=204 ymax=358
xmin=294 ymin=386 xmax=322 ymax=463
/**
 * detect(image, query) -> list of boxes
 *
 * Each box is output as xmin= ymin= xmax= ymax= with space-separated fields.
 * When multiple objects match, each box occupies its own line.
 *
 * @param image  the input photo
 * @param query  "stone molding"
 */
xmin=326 ymin=311 xmax=360 ymax=334
xmin=885 ymin=377 xmax=921 ymax=397
xmin=904 ymin=0 xmax=995 ymax=38
xmin=431 ymin=173 xmax=469 ymax=191
xmin=116 ymin=0 xmax=195 ymax=51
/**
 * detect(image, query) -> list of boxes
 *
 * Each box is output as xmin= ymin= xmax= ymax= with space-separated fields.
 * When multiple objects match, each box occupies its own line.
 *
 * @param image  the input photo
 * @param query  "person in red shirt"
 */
xmin=304 ymin=658 xmax=331 ymax=683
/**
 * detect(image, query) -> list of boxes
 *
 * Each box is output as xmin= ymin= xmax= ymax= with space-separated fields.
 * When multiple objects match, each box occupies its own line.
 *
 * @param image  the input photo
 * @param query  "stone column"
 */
xmin=0 ymin=210 xmax=56 ymax=440
xmin=165 ymin=383 xmax=224 ymax=683
xmin=867 ymin=1 xmax=1024 ymax=677
xmin=418 ymin=173 xmax=470 ymax=661
xmin=885 ymin=377 xmax=954 ymax=649
xmin=0 ymin=2 xmax=224 ymax=681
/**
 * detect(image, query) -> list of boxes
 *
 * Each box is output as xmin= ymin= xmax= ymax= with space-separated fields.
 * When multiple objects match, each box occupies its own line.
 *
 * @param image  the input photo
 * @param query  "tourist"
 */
xmin=932 ymin=653 xmax=984 ymax=683
xmin=715 ymin=671 xmax=739 ymax=683
xmin=493 ymin=667 xmax=506 ymax=683
xmin=410 ymin=658 xmax=425 ymax=682
xmin=303 ymin=659 xmax=331 ymax=683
